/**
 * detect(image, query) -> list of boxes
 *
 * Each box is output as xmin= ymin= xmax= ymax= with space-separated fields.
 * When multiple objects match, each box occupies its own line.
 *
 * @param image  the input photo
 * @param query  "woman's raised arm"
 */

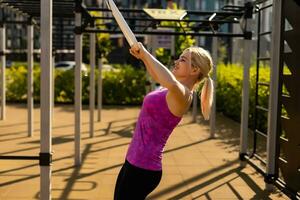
xmin=130 ymin=42 xmax=189 ymax=103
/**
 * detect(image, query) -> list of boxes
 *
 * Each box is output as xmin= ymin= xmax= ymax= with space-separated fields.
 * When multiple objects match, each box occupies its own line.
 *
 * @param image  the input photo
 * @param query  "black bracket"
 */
xmin=75 ymin=0 xmax=83 ymax=12
xmin=74 ymin=26 xmax=84 ymax=34
xmin=264 ymin=173 xmax=275 ymax=184
xmin=239 ymin=153 xmax=248 ymax=161
xmin=244 ymin=2 xmax=254 ymax=19
xmin=244 ymin=31 xmax=252 ymax=40
xmin=0 ymin=51 xmax=5 ymax=56
xmin=39 ymin=152 xmax=53 ymax=166
xmin=27 ymin=17 xmax=34 ymax=26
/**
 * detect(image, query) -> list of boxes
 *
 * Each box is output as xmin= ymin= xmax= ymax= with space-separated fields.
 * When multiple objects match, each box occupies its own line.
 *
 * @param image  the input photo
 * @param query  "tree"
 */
xmin=154 ymin=2 xmax=196 ymax=66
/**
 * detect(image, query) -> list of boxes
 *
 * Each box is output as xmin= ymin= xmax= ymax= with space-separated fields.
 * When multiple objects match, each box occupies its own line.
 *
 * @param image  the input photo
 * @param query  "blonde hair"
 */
xmin=183 ymin=47 xmax=214 ymax=120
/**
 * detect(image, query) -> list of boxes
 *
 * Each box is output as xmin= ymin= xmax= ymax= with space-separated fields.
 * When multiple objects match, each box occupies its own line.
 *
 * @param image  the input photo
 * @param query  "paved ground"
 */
xmin=0 ymin=104 xmax=288 ymax=200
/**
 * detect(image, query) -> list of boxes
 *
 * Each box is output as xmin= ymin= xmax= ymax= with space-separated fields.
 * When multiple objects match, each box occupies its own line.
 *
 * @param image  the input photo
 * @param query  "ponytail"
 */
xmin=200 ymin=77 xmax=214 ymax=120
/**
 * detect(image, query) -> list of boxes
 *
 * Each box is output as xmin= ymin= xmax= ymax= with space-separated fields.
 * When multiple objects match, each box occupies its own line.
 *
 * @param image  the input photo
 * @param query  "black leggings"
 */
xmin=114 ymin=160 xmax=162 ymax=200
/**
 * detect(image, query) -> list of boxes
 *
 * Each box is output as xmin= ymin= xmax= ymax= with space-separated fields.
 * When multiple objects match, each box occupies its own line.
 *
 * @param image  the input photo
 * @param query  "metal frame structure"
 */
xmin=82 ymin=7 xmax=247 ymax=37
xmin=1 ymin=0 xmax=298 ymax=199
xmin=240 ymin=0 xmax=299 ymax=199
xmin=0 ymin=1 xmax=91 ymax=199
xmin=73 ymin=0 xmax=252 ymax=166
xmin=0 ymin=1 xmax=250 ymax=199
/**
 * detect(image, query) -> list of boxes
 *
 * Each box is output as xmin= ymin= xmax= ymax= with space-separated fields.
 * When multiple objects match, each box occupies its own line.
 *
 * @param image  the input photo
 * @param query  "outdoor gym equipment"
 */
xmin=105 ymin=0 xmax=137 ymax=46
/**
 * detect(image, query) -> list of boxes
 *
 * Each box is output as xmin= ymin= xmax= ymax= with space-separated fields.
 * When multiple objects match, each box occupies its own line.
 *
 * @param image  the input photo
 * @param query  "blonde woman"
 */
xmin=114 ymin=42 xmax=214 ymax=200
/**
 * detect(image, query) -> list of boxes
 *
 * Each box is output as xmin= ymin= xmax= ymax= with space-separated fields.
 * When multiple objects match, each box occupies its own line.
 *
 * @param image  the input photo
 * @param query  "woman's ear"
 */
xmin=191 ymin=67 xmax=200 ymax=76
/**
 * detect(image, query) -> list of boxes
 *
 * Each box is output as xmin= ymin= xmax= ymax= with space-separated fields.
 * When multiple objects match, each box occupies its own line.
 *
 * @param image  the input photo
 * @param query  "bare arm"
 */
xmin=130 ymin=42 xmax=191 ymax=107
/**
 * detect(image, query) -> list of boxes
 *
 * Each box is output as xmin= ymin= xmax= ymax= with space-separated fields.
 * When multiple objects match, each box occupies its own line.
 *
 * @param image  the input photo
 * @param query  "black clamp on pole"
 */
xmin=239 ymin=153 xmax=248 ymax=161
xmin=27 ymin=17 xmax=34 ymax=26
xmin=74 ymin=26 xmax=83 ymax=34
xmin=39 ymin=152 xmax=53 ymax=166
xmin=52 ymin=48 xmax=56 ymax=56
xmin=264 ymin=173 xmax=275 ymax=184
xmin=75 ymin=0 xmax=84 ymax=13
xmin=0 ymin=51 xmax=5 ymax=56
xmin=244 ymin=2 xmax=254 ymax=19
xmin=243 ymin=1 xmax=254 ymax=40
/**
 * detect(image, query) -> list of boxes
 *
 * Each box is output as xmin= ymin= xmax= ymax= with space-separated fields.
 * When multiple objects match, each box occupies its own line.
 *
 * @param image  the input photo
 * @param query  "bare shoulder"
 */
xmin=166 ymin=83 xmax=193 ymax=117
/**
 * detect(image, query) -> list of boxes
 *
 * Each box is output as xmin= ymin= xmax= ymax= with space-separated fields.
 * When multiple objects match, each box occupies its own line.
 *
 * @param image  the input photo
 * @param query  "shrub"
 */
xmin=6 ymin=62 xmax=147 ymax=105
xmin=101 ymin=64 xmax=147 ymax=104
xmin=216 ymin=63 xmax=270 ymax=133
xmin=7 ymin=62 xmax=275 ymax=132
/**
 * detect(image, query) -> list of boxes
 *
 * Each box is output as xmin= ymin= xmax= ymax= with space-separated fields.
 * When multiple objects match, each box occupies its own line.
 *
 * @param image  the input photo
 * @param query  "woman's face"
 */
xmin=172 ymin=51 xmax=193 ymax=78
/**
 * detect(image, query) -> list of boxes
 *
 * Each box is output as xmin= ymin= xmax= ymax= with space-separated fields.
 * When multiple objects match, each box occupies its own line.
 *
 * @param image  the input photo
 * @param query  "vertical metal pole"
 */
xmin=75 ymin=11 xmax=82 ymax=166
xmin=210 ymin=37 xmax=218 ymax=138
xmin=52 ymin=54 xmax=55 ymax=125
xmin=0 ymin=24 xmax=6 ymax=120
xmin=27 ymin=22 xmax=34 ymax=137
xmin=196 ymin=36 xmax=200 ymax=46
xmin=240 ymin=31 xmax=252 ymax=167
xmin=89 ymin=32 xmax=95 ymax=137
xmin=97 ymin=59 xmax=102 ymax=122
xmin=180 ymin=0 xmax=185 ymax=8
xmin=40 ymin=0 xmax=52 ymax=199
xmin=266 ymin=0 xmax=282 ymax=191
xmin=171 ymin=31 xmax=175 ymax=59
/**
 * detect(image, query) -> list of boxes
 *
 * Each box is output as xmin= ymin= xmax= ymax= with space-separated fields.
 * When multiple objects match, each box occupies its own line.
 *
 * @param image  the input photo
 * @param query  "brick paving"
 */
xmin=0 ymin=104 xmax=288 ymax=200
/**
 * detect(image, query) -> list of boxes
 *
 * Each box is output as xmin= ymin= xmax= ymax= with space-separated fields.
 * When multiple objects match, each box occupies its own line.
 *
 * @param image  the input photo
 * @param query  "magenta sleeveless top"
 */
xmin=126 ymin=88 xmax=182 ymax=171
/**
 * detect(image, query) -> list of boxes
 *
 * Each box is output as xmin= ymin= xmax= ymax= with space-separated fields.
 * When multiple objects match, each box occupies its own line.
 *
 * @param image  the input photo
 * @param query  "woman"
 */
xmin=114 ymin=42 xmax=214 ymax=200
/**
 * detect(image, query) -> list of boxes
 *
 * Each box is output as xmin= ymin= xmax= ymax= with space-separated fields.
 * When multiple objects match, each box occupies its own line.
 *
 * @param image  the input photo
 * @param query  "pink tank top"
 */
xmin=126 ymin=88 xmax=182 ymax=171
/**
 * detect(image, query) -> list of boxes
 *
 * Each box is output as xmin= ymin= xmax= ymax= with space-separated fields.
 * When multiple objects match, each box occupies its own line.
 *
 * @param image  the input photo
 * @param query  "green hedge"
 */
xmin=6 ymin=63 xmax=147 ymax=105
xmin=6 ymin=62 xmax=274 ymax=132
xmin=216 ymin=63 xmax=270 ymax=132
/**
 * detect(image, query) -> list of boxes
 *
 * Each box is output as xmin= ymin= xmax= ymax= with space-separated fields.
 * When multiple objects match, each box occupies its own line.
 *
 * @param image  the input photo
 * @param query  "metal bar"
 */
xmin=89 ymin=32 xmax=95 ymax=138
xmin=279 ymin=136 xmax=288 ymax=142
xmin=222 ymin=5 xmax=245 ymax=12
xmin=87 ymin=7 xmax=244 ymax=16
xmin=0 ymin=25 xmax=5 ymax=120
xmin=256 ymin=105 xmax=269 ymax=112
xmin=266 ymin=0 xmax=283 ymax=191
xmin=97 ymin=59 xmax=102 ymax=122
xmin=40 ymin=0 xmax=52 ymax=199
xmin=274 ymin=179 xmax=300 ymax=200
xmin=260 ymin=4 xmax=273 ymax=11
xmin=245 ymin=155 xmax=266 ymax=175
xmin=254 ymin=0 xmax=270 ymax=5
xmin=0 ymin=156 xmax=39 ymax=160
xmin=257 ymin=81 xmax=270 ymax=86
xmin=240 ymin=11 xmax=252 ymax=166
xmin=259 ymin=31 xmax=271 ymax=36
xmin=27 ymin=23 xmax=34 ymax=137
xmin=83 ymin=29 xmax=245 ymax=37
xmin=278 ymin=156 xmax=287 ymax=164
xmin=255 ymin=129 xmax=267 ymax=137
xmin=210 ymin=37 xmax=218 ymax=138
xmin=253 ymin=153 xmax=267 ymax=165
xmin=74 ymin=11 xmax=82 ymax=166
xmin=92 ymin=16 xmax=240 ymax=24
xmin=0 ymin=20 xmax=28 ymax=24
xmin=96 ymin=22 xmax=208 ymax=30
xmin=258 ymin=57 xmax=271 ymax=61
